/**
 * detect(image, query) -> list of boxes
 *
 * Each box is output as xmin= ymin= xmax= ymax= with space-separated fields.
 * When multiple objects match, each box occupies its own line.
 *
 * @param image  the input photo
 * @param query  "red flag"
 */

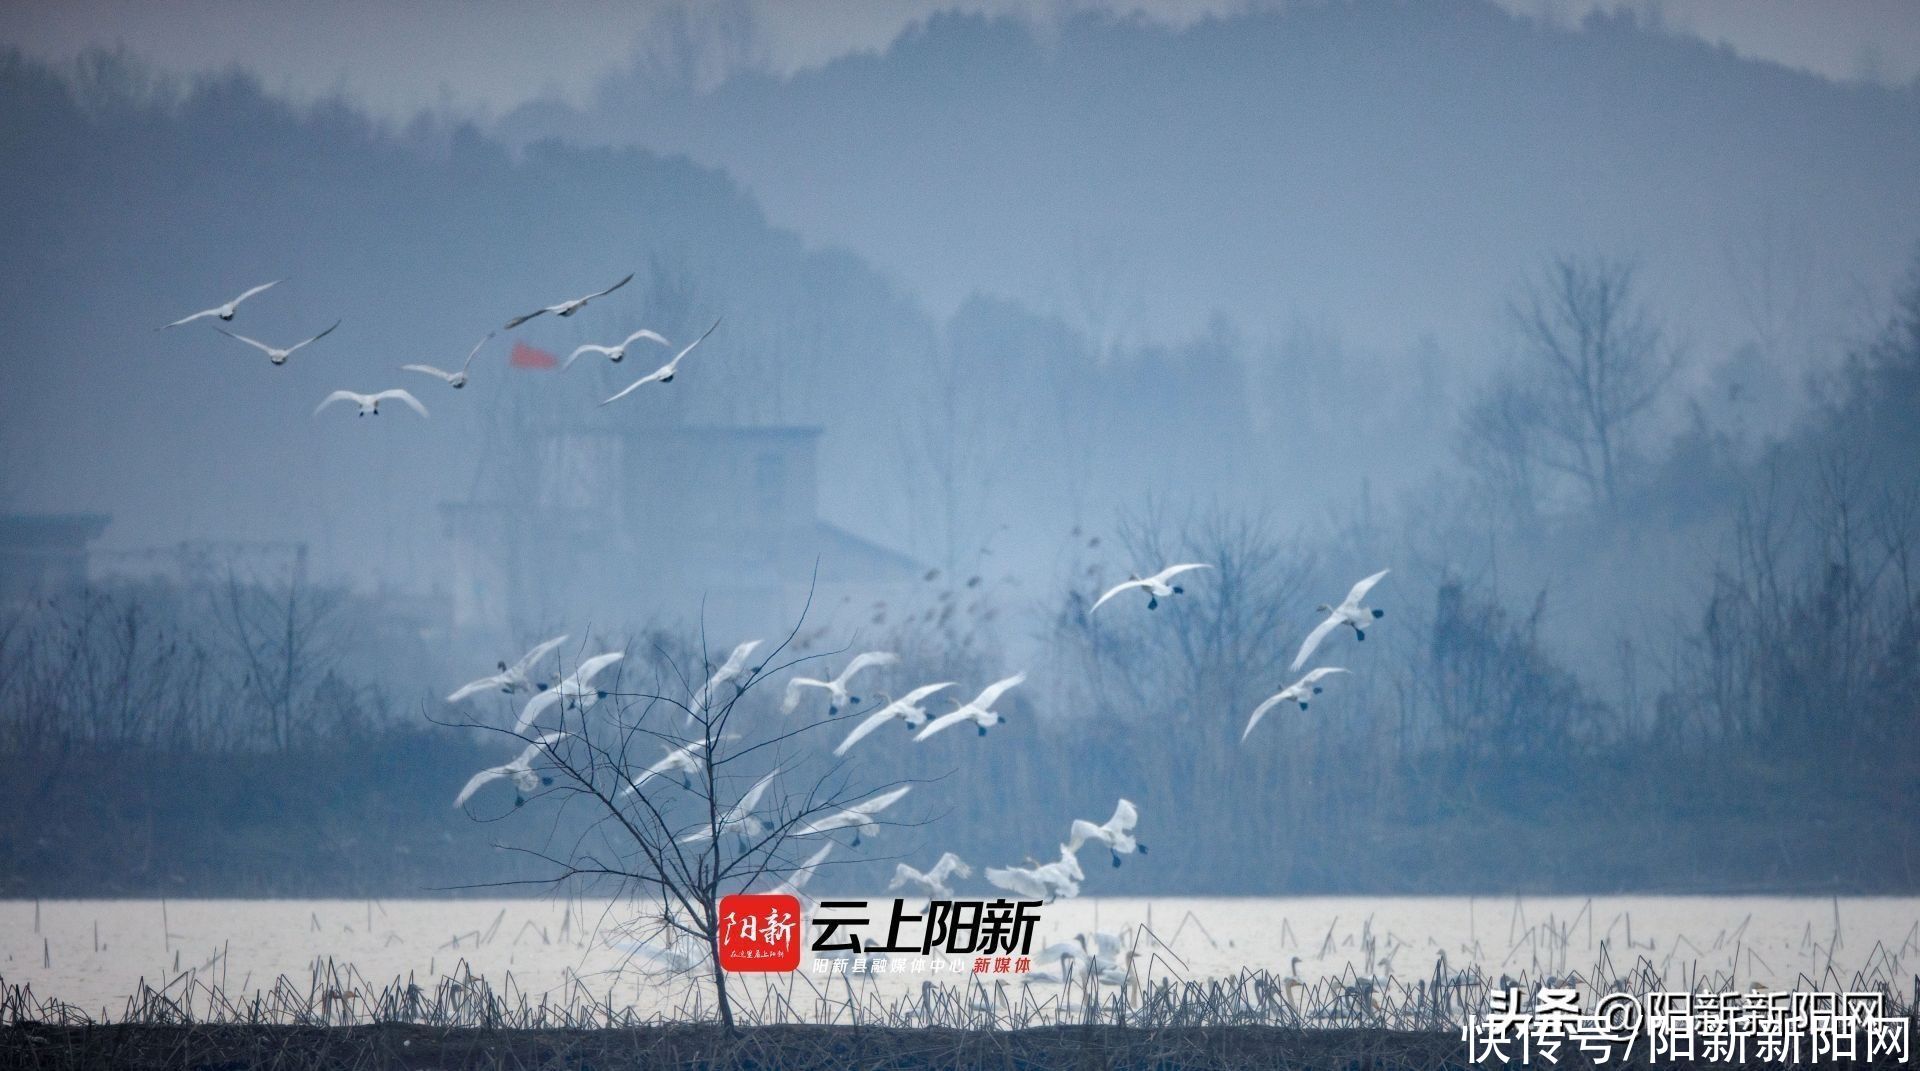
xmin=509 ymin=340 xmax=557 ymax=369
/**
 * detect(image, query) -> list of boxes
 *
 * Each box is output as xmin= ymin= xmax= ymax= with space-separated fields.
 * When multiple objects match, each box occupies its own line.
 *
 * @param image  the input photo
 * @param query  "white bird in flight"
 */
xmin=213 ymin=320 xmax=338 ymax=365
xmin=620 ymin=739 xmax=709 ymax=795
xmin=445 ymin=634 xmax=570 ymax=703
xmin=914 ymin=672 xmax=1025 ymax=741
xmin=690 ymin=639 xmax=761 ymax=720
xmin=313 ymin=389 xmax=428 ymax=419
xmin=794 ymin=785 xmax=911 ymax=846
xmin=1291 ymin=569 xmax=1390 ymax=670
xmin=1067 ymin=798 xmax=1147 ymax=868
xmin=512 ymin=651 xmax=623 ymax=734
xmin=985 ymin=844 xmax=1084 ymax=902
xmin=1089 ymin=563 xmax=1212 ymax=613
xmin=600 ymin=318 xmax=722 ymax=405
xmin=503 ymin=273 xmax=633 ymax=330
xmin=768 ymin=842 xmax=834 ymax=901
xmin=832 ymin=682 xmax=955 ymax=756
xmin=781 ymin=650 xmax=899 ymax=716
xmin=889 ymin=852 xmax=972 ymax=899
xmin=680 ymin=768 xmax=780 ymax=843
xmin=563 ymin=328 xmax=670 ymax=369
xmin=453 ymin=732 xmax=566 ymax=808
xmin=403 ymin=333 xmax=492 ymax=389
xmin=160 ymin=280 xmax=280 ymax=329
xmin=1242 ymin=667 xmax=1351 ymax=740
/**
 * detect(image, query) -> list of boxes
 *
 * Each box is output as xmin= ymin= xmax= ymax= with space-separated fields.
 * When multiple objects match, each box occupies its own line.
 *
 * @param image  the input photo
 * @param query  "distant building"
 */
xmin=442 ymin=426 xmax=920 ymax=642
xmin=0 ymin=513 xmax=109 ymax=601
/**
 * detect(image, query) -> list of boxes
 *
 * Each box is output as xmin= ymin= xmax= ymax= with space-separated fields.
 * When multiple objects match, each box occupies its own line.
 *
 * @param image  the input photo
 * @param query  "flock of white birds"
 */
xmin=162 ymin=272 xmax=1392 ymax=962
xmin=160 ymin=273 xmax=720 ymax=416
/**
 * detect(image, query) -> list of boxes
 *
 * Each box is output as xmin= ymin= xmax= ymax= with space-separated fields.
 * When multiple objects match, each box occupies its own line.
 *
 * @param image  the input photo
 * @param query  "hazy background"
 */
xmin=0 ymin=0 xmax=1915 ymax=897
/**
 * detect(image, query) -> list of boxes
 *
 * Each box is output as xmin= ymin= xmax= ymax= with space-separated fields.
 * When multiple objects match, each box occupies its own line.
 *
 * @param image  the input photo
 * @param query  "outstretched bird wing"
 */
xmin=849 ymin=785 xmax=911 ymax=817
xmin=373 ymin=389 xmax=430 ymax=418
xmin=512 ymin=688 xmax=564 ymax=735
xmin=313 ymin=390 xmax=365 ymax=415
xmin=285 ymin=320 xmax=339 ymax=354
xmin=1089 ymin=578 xmax=1147 ymax=614
xmin=162 ymin=307 xmax=220 ymax=329
xmin=563 ymin=343 xmax=614 ymax=369
xmin=445 ymin=672 xmax=508 ymax=704
xmin=1290 ymin=614 xmax=1343 ymax=672
xmin=1342 ymin=568 xmax=1391 ymax=610
xmin=836 ymin=650 xmax=900 ymax=685
xmin=231 ymin=279 xmax=281 ymax=305
xmin=1065 ymin=818 xmax=1104 ymax=853
xmin=506 ymin=634 xmax=570 ymax=678
xmin=1150 ymin=562 xmax=1213 ymax=585
xmin=970 ymin=671 xmax=1027 ymax=710
xmin=459 ymin=333 xmax=492 ymax=371
xmin=913 ymin=709 xmax=971 ymax=742
xmin=782 ymin=677 xmax=827 ymax=714
xmin=401 ymin=363 xmax=458 ymax=382
xmin=985 ymin=866 xmax=1048 ymax=899
xmin=213 ymin=327 xmax=278 ymax=356
xmin=581 ymin=273 xmax=635 ymax=302
xmin=1242 ymin=691 xmax=1291 ymax=741
xmin=503 ymin=306 xmax=550 ymax=330
xmin=834 ymin=704 xmax=903 ymax=756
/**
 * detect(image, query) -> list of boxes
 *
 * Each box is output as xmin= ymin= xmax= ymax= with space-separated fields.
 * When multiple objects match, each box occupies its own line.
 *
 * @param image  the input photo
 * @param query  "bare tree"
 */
xmin=215 ymin=564 xmax=342 ymax=751
xmin=444 ymin=611 xmax=920 ymax=1032
xmin=1463 ymin=256 xmax=1683 ymax=510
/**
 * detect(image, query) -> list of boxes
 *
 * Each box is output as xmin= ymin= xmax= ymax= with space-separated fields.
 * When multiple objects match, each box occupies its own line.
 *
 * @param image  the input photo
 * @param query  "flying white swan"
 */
xmin=794 ymin=785 xmax=911 ymax=845
xmin=512 ymin=651 xmax=623 ymax=733
xmin=445 ymin=634 xmax=570 ymax=703
xmin=453 ymin=732 xmax=566 ymax=808
xmin=1067 ymin=798 xmax=1147 ymax=868
xmin=690 ymin=639 xmax=761 ymax=720
xmin=985 ymin=844 xmax=1083 ymax=902
xmin=503 ymin=273 xmax=633 ymax=329
xmin=313 ymin=389 xmax=428 ymax=418
xmin=1089 ymin=563 xmax=1212 ymax=613
xmin=563 ymin=328 xmax=670 ymax=369
xmin=888 ymin=852 xmax=972 ymax=898
xmin=1242 ymin=667 xmax=1351 ymax=740
xmin=402 ymin=333 xmax=492 ymax=389
xmin=679 ymin=767 xmax=780 ymax=843
xmin=620 ymin=739 xmax=708 ymax=796
xmin=160 ymin=280 xmax=280 ymax=329
xmin=781 ymin=650 xmax=899 ymax=715
xmin=213 ymin=320 xmax=338 ymax=365
xmin=914 ymin=672 xmax=1025 ymax=741
xmin=1291 ymin=569 xmax=1390 ymax=671
xmin=768 ymin=842 xmax=834 ymax=901
xmin=832 ymin=682 xmax=955 ymax=756
xmin=600 ymin=318 xmax=722 ymax=405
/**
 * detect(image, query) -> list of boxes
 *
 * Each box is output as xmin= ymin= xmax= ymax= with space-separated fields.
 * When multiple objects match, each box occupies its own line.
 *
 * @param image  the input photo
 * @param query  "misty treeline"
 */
xmin=5 ymin=263 xmax=1916 ymax=896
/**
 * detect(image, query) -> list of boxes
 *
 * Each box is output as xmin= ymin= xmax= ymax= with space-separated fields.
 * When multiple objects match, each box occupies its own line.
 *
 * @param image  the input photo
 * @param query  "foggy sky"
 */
xmin=5 ymin=0 xmax=1919 ymax=122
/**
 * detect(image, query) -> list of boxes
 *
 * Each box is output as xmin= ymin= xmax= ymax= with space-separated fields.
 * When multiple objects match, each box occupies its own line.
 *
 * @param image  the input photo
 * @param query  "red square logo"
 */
xmin=717 ymin=894 xmax=802 ymax=972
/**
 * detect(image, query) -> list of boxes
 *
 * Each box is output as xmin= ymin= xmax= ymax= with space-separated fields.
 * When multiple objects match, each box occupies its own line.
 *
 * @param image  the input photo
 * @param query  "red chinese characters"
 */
xmin=717 ymin=894 xmax=801 ymax=973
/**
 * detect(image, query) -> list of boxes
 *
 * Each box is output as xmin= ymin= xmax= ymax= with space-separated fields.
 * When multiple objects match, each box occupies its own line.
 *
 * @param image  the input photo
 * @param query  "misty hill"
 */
xmin=504 ymin=1 xmax=1920 ymax=370
xmin=1 ymin=52 xmax=1334 ymax=620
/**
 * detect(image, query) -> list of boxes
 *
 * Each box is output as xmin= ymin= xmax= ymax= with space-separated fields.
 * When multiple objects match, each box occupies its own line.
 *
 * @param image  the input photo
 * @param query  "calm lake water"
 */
xmin=3 ymin=896 xmax=1915 ymax=1020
